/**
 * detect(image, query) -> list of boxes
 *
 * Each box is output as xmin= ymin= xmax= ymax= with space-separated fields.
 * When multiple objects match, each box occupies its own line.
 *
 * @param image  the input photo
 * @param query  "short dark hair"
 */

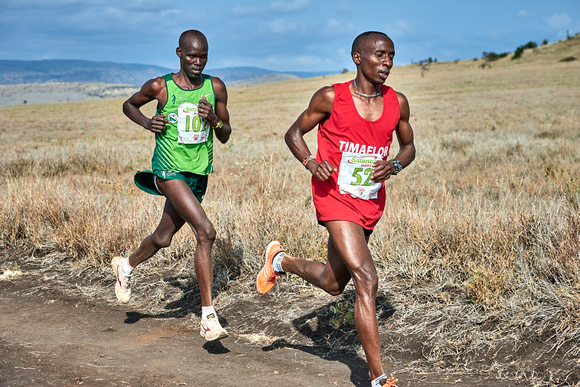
xmin=351 ymin=31 xmax=389 ymax=56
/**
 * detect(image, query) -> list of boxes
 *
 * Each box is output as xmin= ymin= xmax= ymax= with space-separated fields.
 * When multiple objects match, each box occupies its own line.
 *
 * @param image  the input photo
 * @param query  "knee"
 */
xmin=326 ymin=286 xmax=345 ymax=297
xmin=150 ymin=232 xmax=173 ymax=249
xmin=353 ymin=270 xmax=379 ymax=297
xmin=195 ymin=223 xmax=216 ymax=245
xmin=324 ymin=280 xmax=348 ymax=297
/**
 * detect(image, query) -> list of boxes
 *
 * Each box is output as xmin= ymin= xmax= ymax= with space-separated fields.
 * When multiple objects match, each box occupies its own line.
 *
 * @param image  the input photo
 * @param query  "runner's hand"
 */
xmin=198 ymin=96 xmax=219 ymax=127
xmin=147 ymin=114 xmax=168 ymax=133
xmin=308 ymin=160 xmax=337 ymax=181
xmin=371 ymin=159 xmax=392 ymax=182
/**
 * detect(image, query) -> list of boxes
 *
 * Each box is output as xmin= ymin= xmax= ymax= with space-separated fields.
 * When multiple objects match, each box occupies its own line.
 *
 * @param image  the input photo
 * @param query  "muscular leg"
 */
xmin=128 ymin=199 xmax=186 ymax=268
xmin=281 ymin=234 xmax=352 ymax=296
xmin=325 ymin=221 xmax=383 ymax=379
xmin=282 ymin=220 xmax=384 ymax=379
xmin=155 ymin=178 xmax=216 ymax=307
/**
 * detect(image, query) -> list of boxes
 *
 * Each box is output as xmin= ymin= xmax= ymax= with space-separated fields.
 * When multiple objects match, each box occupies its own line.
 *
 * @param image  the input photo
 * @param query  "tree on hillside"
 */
xmin=483 ymin=51 xmax=508 ymax=62
xmin=512 ymin=41 xmax=538 ymax=60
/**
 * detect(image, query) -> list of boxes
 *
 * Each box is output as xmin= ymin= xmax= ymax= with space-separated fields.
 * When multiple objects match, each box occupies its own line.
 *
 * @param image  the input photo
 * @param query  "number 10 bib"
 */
xmin=177 ymin=102 xmax=210 ymax=144
xmin=337 ymin=152 xmax=382 ymax=200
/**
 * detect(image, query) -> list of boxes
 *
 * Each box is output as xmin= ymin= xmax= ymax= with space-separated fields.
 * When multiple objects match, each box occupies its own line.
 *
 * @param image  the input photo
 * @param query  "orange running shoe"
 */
xmin=379 ymin=376 xmax=398 ymax=387
xmin=256 ymin=241 xmax=285 ymax=294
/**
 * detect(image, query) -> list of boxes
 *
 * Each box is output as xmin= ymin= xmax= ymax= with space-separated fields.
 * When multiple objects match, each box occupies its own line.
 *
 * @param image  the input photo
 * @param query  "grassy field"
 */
xmin=0 ymin=36 xmax=579 ymax=385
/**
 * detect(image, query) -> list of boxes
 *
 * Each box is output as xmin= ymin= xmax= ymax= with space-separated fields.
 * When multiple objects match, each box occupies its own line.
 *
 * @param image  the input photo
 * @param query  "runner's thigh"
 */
xmin=325 ymin=220 xmax=375 ymax=275
xmin=156 ymin=178 xmax=211 ymax=230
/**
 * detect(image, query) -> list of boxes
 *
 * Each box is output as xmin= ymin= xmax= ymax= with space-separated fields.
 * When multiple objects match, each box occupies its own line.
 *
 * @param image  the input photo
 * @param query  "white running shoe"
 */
xmin=111 ymin=256 xmax=131 ymax=304
xmin=200 ymin=312 xmax=228 ymax=341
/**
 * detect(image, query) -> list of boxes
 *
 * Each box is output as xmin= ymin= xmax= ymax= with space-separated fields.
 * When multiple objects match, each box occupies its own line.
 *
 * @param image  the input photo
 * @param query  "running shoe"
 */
xmin=111 ymin=256 xmax=132 ymax=304
xmin=379 ymin=376 xmax=398 ymax=386
xmin=256 ymin=241 xmax=285 ymax=294
xmin=200 ymin=313 xmax=228 ymax=341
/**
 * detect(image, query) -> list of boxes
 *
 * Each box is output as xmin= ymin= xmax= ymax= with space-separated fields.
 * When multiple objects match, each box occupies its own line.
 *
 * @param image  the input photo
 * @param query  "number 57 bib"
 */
xmin=337 ymin=152 xmax=382 ymax=200
xmin=177 ymin=102 xmax=210 ymax=144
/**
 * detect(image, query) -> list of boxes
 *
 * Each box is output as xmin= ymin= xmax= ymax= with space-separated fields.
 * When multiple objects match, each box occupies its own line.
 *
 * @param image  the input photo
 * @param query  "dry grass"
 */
xmin=1 ymin=35 xmax=579 ymax=385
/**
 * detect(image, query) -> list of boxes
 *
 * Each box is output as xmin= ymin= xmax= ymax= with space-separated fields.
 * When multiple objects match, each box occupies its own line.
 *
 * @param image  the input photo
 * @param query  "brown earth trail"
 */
xmin=0 ymin=251 xmax=516 ymax=387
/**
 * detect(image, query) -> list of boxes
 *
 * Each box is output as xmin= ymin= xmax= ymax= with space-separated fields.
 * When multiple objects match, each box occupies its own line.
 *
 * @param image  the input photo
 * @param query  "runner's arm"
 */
xmin=371 ymin=91 xmax=415 ymax=182
xmin=200 ymin=77 xmax=231 ymax=144
xmin=392 ymin=91 xmax=415 ymax=169
xmin=122 ymin=77 xmax=168 ymax=134
xmin=285 ymin=86 xmax=337 ymax=181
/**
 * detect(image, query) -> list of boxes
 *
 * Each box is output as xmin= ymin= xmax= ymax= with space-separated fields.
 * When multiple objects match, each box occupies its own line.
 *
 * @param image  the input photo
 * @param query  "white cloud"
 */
xmin=545 ymin=13 xmax=572 ymax=30
xmin=326 ymin=19 xmax=340 ymax=29
xmin=230 ymin=5 xmax=259 ymax=16
xmin=267 ymin=18 xmax=296 ymax=34
xmin=389 ymin=20 xmax=413 ymax=37
xmin=8 ymin=0 xmax=163 ymax=12
xmin=265 ymin=54 xmax=333 ymax=70
xmin=517 ymin=10 xmax=534 ymax=18
xmin=270 ymin=0 xmax=310 ymax=13
xmin=213 ymin=53 xmax=334 ymax=72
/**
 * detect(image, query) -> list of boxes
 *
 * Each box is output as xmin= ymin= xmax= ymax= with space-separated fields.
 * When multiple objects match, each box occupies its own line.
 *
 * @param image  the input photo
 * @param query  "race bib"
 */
xmin=176 ymin=102 xmax=210 ymax=144
xmin=337 ymin=152 xmax=382 ymax=200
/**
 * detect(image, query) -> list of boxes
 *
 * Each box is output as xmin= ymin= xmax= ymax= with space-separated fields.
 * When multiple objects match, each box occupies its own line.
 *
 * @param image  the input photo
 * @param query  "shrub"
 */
xmin=482 ymin=51 xmax=509 ymax=62
xmin=512 ymin=41 xmax=538 ymax=60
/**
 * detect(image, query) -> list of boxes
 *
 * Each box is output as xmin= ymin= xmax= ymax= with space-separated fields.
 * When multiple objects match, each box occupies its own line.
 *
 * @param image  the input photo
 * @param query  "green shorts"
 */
xmin=134 ymin=170 xmax=208 ymax=203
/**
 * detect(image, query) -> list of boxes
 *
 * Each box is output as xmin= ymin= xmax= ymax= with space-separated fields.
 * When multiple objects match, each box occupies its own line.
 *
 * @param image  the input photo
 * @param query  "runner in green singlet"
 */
xmin=112 ymin=30 xmax=232 ymax=342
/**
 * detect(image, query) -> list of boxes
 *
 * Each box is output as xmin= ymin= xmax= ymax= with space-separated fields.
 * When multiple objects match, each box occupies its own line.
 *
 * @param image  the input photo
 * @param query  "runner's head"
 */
xmin=177 ymin=30 xmax=209 ymax=79
xmin=351 ymin=31 xmax=395 ymax=84
xmin=351 ymin=31 xmax=392 ymax=57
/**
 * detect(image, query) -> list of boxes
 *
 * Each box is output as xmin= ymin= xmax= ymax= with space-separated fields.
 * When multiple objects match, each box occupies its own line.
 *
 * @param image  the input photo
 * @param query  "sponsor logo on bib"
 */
xmin=346 ymin=155 xmax=379 ymax=165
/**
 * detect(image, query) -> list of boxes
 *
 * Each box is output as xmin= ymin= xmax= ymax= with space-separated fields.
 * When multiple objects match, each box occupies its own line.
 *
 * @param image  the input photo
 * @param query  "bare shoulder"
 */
xmin=125 ymin=75 xmax=166 ymax=106
xmin=209 ymin=75 xmax=228 ymax=100
xmin=148 ymin=76 xmax=167 ymax=90
xmin=309 ymin=85 xmax=335 ymax=114
xmin=138 ymin=76 xmax=166 ymax=98
xmin=394 ymin=90 xmax=409 ymax=106
xmin=313 ymin=85 xmax=335 ymax=101
xmin=394 ymin=89 xmax=410 ymax=115
xmin=210 ymin=76 xmax=227 ymax=92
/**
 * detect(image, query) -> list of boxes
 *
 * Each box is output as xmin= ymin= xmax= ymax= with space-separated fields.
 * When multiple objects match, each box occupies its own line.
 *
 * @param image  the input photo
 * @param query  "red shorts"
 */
xmin=312 ymin=176 xmax=385 ymax=230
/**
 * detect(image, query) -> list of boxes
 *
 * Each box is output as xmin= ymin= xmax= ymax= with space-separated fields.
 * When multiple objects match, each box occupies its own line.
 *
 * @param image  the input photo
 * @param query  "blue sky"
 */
xmin=1 ymin=0 xmax=578 ymax=73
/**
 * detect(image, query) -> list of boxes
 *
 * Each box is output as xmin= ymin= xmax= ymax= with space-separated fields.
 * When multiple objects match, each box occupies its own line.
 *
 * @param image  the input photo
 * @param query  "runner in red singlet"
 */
xmin=256 ymin=31 xmax=415 ymax=387
xmin=312 ymin=80 xmax=400 ymax=230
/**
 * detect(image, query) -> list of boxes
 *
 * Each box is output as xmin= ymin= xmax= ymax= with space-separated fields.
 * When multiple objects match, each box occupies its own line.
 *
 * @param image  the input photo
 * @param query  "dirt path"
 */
xmin=0 ymin=253 xmax=517 ymax=386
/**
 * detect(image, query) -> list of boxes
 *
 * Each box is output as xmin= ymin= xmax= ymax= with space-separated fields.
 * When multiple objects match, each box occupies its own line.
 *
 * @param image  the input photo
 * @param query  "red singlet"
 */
xmin=312 ymin=80 xmax=400 ymax=230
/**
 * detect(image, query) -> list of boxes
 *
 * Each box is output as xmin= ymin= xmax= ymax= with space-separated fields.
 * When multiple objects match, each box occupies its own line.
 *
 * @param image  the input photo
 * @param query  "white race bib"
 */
xmin=176 ymin=102 xmax=210 ymax=144
xmin=337 ymin=152 xmax=382 ymax=200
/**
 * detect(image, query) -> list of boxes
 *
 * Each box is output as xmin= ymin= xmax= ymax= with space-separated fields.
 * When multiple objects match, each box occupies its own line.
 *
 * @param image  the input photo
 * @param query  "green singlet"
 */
xmin=153 ymin=73 xmax=216 ymax=175
xmin=134 ymin=73 xmax=216 ymax=198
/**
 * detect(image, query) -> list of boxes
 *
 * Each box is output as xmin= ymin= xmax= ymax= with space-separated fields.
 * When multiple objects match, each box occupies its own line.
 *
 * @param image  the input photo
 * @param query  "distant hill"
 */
xmin=0 ymin=82 xmax=140 ymax=106
xmin=0 ymin=60 xmax=174 ymax=85
xmin=474 ymin=32 xmax=580 ymax=67
xmin=207 ymin=66 xmax=331 ymax=84
xmin=0 ymin=61 xmax=335 ymax=106
xmin=0 ymin=60 xmax=334 ymax=86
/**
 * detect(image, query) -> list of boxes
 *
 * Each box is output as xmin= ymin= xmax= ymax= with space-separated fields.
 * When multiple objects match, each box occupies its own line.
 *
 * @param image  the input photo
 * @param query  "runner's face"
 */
xmin=178 ymin=39 xmax=208 ymax=79
xmin=358 ymin=36 xmax=395 ymax=84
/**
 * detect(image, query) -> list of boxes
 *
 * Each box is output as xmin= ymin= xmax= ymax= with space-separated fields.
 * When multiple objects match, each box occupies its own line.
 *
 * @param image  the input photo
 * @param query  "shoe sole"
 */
xmin=201 ymin=330 xmax=229 ymax=341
